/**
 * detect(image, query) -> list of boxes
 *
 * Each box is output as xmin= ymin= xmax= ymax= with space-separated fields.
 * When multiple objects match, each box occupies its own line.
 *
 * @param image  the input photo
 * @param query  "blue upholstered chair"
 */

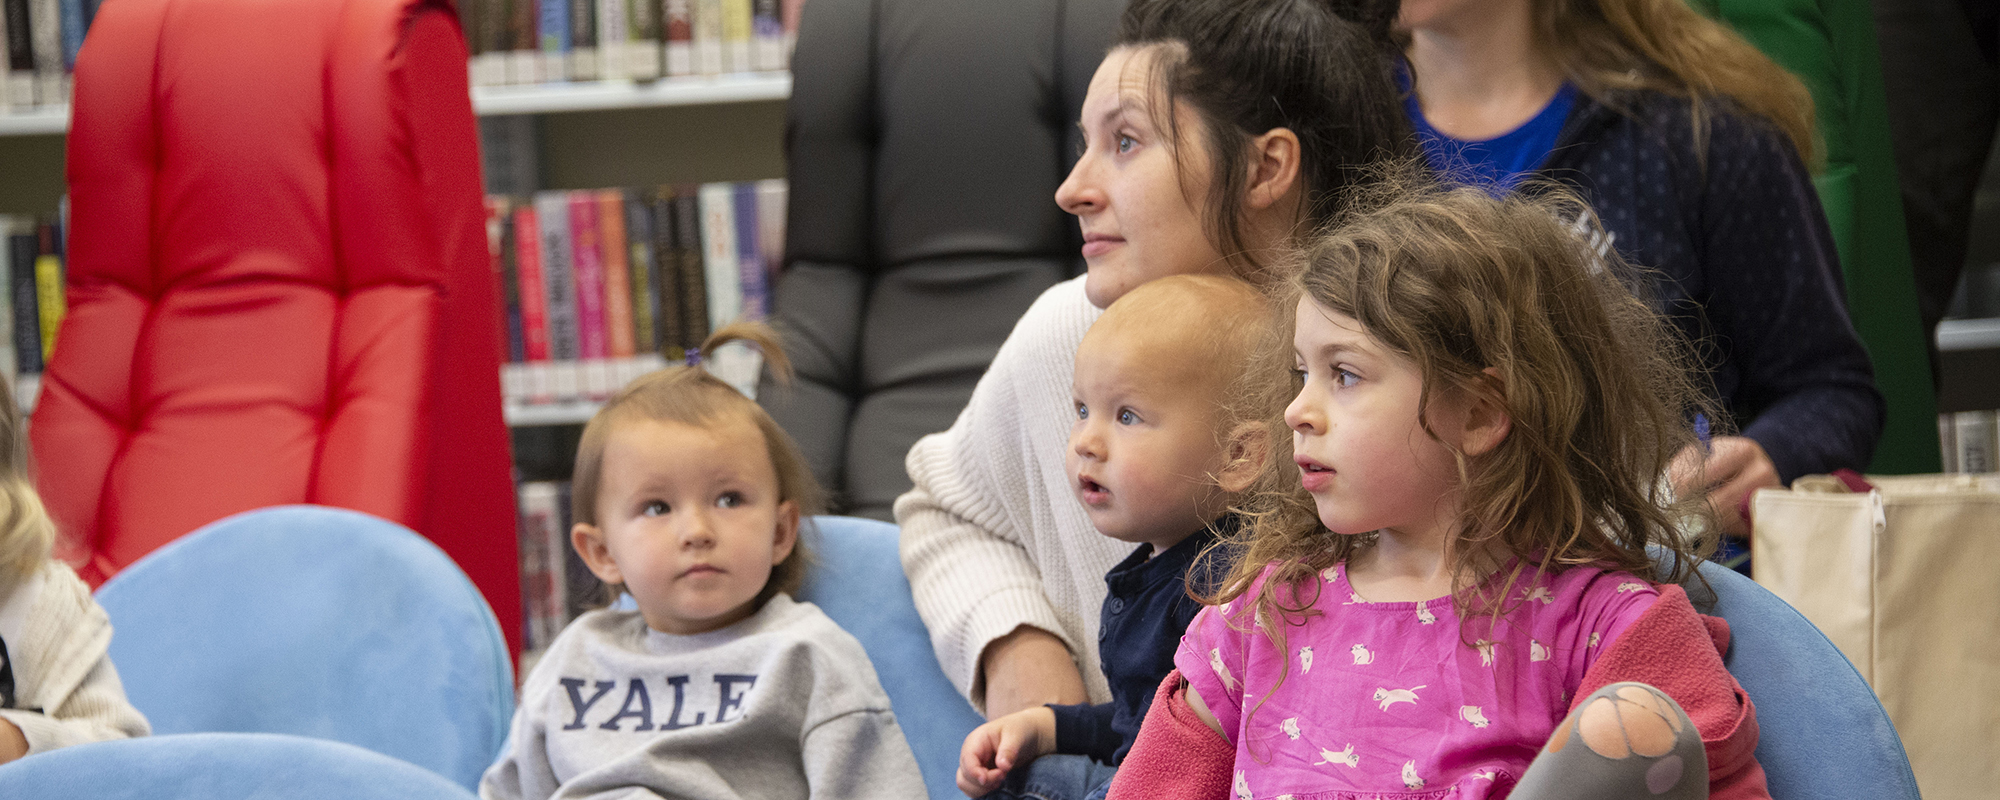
xmin=0 ymin=733 xmax=478 ymax=800
xmin=796 ymin=516 xmax=984 ymax=800
xmin=1677 ymin=560 xmax=1921 ymax=799
xmin=92 ymin=505 xmax=514 ymax=791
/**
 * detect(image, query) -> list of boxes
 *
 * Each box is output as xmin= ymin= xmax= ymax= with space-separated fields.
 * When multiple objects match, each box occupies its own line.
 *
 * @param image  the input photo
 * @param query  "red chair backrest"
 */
xmin=35 ymin=0 xmax=520 ymax=655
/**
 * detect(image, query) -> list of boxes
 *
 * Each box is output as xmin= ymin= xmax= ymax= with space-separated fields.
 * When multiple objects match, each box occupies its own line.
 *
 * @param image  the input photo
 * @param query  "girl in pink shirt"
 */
xmin=1110 ymin=178 xmax=1770 ymax=800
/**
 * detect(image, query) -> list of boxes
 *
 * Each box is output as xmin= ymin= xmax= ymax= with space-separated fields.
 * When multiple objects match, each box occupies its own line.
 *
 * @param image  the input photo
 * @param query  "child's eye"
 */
xmin=1334 ymin=367 xmax=1361 ymax=388
xmin=1075 ymin=401 xmax=1089 ymax=421
xmin=716 ymin=492 xmax=744 ymax=509
xmin=1117 ymin=408 xmax=1141 ymax=425
xmin=642 ymin=500 xmax=670 ymax=517
xmin=1115 ymin=134 xmax=1136 ymax=154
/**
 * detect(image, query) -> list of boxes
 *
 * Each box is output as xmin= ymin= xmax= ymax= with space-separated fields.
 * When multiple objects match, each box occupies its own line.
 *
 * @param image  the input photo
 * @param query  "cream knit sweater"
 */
xmin=896 ymin=277 xmax=1128 ymax=711
xmin=0 ymin=560 xmax=150 ymax=754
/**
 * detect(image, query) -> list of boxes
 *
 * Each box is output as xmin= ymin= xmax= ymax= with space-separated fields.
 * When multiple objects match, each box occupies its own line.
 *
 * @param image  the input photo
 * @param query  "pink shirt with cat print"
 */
xmin=1175 ymin=561 xmax=1659 ymax=799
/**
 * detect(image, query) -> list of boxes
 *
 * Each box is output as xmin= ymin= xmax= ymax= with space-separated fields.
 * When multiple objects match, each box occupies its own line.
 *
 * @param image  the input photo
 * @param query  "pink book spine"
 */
xmin=569 ymin=192 xmax=609 ymax=361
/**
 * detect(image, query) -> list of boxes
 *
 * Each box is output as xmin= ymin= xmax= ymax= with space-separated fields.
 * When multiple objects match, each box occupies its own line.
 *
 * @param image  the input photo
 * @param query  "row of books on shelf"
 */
xmin=1 ymin=0 xmax=92 ymax=109
xmin=1940 ymin=410 xmax=2000 ymax=475
xmin=517 ymin=480 xmax=592 ymax=657
xmin=462 ymin=0 xmax=802 ymax=86
xmin=0 ymin=212 xmax=66 ymax=397
xmin=487 ymin=180 xmax=782 ymax=411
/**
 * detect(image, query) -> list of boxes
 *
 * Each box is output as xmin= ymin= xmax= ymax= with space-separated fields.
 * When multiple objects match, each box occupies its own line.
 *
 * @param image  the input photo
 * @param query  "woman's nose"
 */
xmin=1055 ymin=152 xmax=1105 ymax=216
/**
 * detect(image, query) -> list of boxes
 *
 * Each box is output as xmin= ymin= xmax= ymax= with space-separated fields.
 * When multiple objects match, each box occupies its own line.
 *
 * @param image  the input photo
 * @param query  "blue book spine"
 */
xmin=538 ymin=0 xmax=570 ymax=55
xmin=57 ymin=0 xmax=82 ymax=69
xmin=731 ymin=183 xmax=767 ymax=320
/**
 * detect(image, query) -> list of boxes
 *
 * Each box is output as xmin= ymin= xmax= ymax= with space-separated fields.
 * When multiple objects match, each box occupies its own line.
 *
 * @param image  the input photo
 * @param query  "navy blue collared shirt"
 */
xmin=1047 ymin=516 xmax=1239 ymax=765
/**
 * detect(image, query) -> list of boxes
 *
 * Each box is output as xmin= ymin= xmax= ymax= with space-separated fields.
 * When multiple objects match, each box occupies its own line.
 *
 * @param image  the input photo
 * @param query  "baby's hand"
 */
xmin=956 ymin=706 xmax=1057 ymax=797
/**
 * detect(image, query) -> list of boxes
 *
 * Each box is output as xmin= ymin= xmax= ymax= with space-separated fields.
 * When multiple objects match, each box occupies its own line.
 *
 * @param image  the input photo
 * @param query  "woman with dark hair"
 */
xmin=1392 ymin=0 xmax=1884 ymax=541
xmin=895 ymin=0 xmax=1413 ymax=735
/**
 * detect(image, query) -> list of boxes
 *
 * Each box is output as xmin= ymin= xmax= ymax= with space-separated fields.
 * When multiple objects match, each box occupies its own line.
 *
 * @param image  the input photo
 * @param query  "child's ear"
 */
xmin=1217 ymin=422 xmax=1270 ymax=494
xmin=771 ymin=501 xmax=800 ymax=565
xmin=571 ymin=523 xmax=624 ymax=585
xmin=1459 ymin=368 xmax=1512 ymax=458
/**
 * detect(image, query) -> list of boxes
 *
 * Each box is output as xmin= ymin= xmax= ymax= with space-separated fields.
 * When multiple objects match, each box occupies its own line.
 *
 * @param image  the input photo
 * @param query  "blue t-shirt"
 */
xmin=1403 ymin=72 xmax=1577 ymax=190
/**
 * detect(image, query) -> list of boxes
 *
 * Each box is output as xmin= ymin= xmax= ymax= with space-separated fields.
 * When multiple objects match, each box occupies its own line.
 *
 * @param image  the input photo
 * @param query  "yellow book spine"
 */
xmin=34 ymin=254 xmax=63 ymax=361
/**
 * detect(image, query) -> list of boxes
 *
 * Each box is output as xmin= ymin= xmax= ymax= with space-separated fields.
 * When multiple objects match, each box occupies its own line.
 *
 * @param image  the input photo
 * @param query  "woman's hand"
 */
xmin=1671 ymin=435 xmax=1781 ymax=538
xmin=979 ymin=626 xmax=1088 ymax=718
xmin=0 ymin=718 xmax=26 ymax=764
xmin=956 ymin=706 xmax=1058 ymax=796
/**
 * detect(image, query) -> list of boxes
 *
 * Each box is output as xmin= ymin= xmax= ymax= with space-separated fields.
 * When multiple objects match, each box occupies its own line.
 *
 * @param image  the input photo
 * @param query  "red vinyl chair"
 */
xmin=34 ymin=0 xmax=520 ymax=655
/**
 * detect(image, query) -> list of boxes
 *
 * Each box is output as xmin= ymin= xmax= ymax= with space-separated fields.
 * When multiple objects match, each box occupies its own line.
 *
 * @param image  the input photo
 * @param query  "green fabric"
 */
xmin=1708 ymin=0 xmax=1941 ymax=473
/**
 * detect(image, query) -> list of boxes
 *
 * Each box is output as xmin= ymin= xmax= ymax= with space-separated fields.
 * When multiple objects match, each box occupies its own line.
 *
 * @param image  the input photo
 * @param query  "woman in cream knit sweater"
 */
xmin=896 ymin=0 xmax=1414 ymax=718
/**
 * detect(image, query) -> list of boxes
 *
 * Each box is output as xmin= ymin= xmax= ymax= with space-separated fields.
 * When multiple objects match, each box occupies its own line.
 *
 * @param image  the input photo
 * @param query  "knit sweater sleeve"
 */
xmin=896 ymin=277 xmax=1121 ymax=711
xmin=0 ymin=562 xmax=149 ymax=755
xmin=1696 ymin=107 xmax=1884 ymax=481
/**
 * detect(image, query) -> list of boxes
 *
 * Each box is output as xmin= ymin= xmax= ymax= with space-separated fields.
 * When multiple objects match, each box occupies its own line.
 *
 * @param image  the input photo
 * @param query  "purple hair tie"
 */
xmin=684 ymin=347 xmax=703 ymax=367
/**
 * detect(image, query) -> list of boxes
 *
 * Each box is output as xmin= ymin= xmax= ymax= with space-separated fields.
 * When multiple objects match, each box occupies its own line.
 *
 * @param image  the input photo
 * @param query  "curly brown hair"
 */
xmin=570 ymin=321 xmax=825 ymax=609
xmin=1203 ymin=170 xmax=1717 ymax=651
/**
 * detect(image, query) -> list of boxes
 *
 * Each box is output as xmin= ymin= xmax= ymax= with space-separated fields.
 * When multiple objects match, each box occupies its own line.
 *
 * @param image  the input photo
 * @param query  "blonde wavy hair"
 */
xmin=1202 ymin=173 xmax=1717 ymax=651
xmin=570 ymin=321 xmax=825 ymax=609
xmin=1538 ymin=0 xmax=1818 ymax=164
xmin=0 ymin=375 xmax=55 ymax=581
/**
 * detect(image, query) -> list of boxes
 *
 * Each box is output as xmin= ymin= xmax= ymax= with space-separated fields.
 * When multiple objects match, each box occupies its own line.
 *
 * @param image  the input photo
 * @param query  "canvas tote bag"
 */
xmin=1751 ymin=472 xmax=2000 ymax=800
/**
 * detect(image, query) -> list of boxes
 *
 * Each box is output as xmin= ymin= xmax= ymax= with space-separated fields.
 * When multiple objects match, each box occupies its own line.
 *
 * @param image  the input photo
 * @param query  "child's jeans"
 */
xmin=978 ymin=754 xmax=1118 ymax=800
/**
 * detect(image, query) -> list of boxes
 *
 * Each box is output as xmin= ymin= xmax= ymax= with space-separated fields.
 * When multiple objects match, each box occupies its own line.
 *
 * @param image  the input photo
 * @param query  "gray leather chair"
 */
xmin=762 ymin=0 xmax=1126 ymax=518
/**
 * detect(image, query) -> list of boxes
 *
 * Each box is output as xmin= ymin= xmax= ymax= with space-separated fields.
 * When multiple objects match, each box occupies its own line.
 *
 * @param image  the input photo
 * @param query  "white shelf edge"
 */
xmin=0 ymin=73 xmax=789 ymax=136
xmin=473 ymin=73 xmax=791 ymax=116
xmin=504 ymin=400 xmax=603 ymax=427
xmin=0 ymin=106 xmax=69 ymax=136
xmin=1938 ymin=317 xmax=2000 ymax=353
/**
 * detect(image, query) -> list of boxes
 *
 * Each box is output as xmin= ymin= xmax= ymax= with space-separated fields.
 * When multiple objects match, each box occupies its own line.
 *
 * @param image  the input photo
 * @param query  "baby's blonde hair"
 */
xmin=570 ymin=321 xmax=824 ymax=609
xmin=0 ymin=376 xmax=55 ymax=581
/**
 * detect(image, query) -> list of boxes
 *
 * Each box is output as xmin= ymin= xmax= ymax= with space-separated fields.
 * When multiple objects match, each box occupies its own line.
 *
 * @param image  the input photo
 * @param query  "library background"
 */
xmin=0 ymin=0 xmax=1997 ymax=643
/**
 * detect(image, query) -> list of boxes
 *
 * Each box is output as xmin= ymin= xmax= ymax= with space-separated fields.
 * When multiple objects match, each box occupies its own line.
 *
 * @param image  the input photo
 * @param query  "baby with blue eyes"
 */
xmin=956 ymin=274 xmax=1271 ymax=800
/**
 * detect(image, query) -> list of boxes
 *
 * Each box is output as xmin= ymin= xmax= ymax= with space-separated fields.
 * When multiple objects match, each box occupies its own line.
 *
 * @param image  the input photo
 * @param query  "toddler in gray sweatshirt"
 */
xmin=481 ymin=323 xmax=925 ymax=800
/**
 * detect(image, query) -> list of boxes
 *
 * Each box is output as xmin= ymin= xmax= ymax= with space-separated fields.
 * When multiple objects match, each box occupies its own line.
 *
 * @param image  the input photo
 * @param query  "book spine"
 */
xmin=670 ymin=187 xmax=708 ymax=349
xmin=692 ymin=0 xmax=723 ymax=75
xmin=516 ymin=481 xmax=568 ymax=655
xmin=595 ymin=0 xmax=625 ymax=80
xmin=625 ymin=0 xmax=661 ymax=80
xmin=27 ymin=0 xmax=56 ymax=103
xmin=1940 ymin=413 xmax=1961 ymax=474
xmin=696 ymin=183 xmax=742 ymax=333
xmin=749 ymin=0 xmax=781 ymax=72
xmin=622 ymin=190 xmax=660 ymax=359
xmin=719 ymin=0 xmax=750 ymax=73
xmin=568 ymin=0 xmax=598 ymax=80
xmin=8 ymin=225 xmax=40 ymax=375
xmin=779 ymin=0 xmax=802 ymax=66
xmin=1953 ymin=410 xmax=1999 ymax=475
xmin=755 ymin=178 xmax=786 ymax=280
xmin=647 ymin=190 xmax=682 ymax=359
xmin=537 ymin=0 xmax=569 ymax=82
xmin=533 ymin=192 xmax=579 ymax=365
xmin=598 ymin=190 xmax=636 ymax=360
xmin=567 ymin=192 xmax=608 ymax=361
xmin=557 ymin=482 xmax=594 ymax=620
xmin=55 ymin=0 xmax=78 ymax=70
xmin=3 ymin=0 xmax=34 ymax=108
xmin=32 ymin=221 xmax=60 ymax=362
xmin=663 ymin=0 xmax=693 ymax=77
xmin=488 ymin=198 xmax=526 ymax=364
xmin=470 ymin=0 xmax=510 ymax=86
xmin=507 ymin=0 xmax=539 ymax=84
xmin=731 ymin=183 xmax=767 ymax=320
xmin=0 ymin=218 xmax=12 ymax=381
xmin=512 ymin=205 xmax=551 ymax=363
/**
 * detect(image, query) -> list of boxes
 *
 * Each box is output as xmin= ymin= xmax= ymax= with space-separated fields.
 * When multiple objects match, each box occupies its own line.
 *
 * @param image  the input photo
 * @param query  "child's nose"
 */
xmin=1285 ymin=392 xmax=1323 ymax=435
xmin=1071 ymin=425 xmax=1106 ymax=460
xmin=679 ymin=512 xmax=717 ymax=548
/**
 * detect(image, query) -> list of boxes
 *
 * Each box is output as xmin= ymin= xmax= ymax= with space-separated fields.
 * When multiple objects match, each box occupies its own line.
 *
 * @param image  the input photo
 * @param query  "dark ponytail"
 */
xmin=1116 ymin=0 xmax=1416 ymax=274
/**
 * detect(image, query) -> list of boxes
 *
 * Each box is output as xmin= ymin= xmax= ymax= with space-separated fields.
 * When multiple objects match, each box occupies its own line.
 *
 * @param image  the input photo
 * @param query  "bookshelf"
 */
xmin=0 ymin=74 xmax=790 ymax=136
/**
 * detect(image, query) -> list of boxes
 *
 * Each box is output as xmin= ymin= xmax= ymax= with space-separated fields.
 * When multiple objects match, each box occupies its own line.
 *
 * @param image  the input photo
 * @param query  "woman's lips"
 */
xmin=1081 ymin=234 xmax=1123 ymax=258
